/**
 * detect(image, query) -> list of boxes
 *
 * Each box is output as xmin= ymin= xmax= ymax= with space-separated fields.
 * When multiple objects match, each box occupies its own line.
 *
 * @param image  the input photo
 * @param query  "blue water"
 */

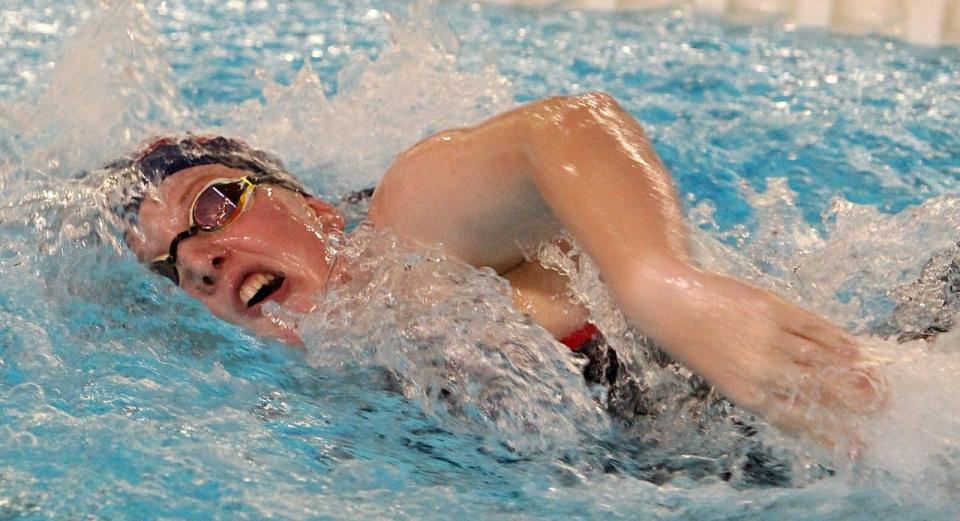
xmin=1 ymin=1 xmax=960 ymax=519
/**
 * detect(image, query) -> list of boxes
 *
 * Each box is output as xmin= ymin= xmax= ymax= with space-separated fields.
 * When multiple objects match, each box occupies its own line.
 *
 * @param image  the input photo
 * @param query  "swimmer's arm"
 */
xmin=370 ymin=93 xmax=689 ymax=272
xmin=370 ymin=93 xmax=885 ymax=451
xmin=371 ymin=92 xmax=699 ymax=352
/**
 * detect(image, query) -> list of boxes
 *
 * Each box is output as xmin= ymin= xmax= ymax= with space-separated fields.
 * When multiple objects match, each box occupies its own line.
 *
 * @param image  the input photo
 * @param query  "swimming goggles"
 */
xmin=149 ymin=175 xmax=302 ymax=286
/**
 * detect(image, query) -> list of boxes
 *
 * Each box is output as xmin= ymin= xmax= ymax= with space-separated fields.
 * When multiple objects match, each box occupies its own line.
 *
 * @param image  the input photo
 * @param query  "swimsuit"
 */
xmin=559 ymin=322 xmax=600 ymax=351
xmin=570 ymin=324 xmax=800 ymax=487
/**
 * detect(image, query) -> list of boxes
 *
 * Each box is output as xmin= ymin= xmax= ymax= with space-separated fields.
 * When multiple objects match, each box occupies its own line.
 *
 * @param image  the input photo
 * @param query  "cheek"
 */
xmin=257 ymin=198 xmax=327 ymax=245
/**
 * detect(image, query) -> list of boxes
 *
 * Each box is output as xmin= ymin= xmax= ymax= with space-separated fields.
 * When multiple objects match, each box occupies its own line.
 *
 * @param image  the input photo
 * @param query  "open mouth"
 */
xmin=239 ymin=272 xmax=286 ymax=308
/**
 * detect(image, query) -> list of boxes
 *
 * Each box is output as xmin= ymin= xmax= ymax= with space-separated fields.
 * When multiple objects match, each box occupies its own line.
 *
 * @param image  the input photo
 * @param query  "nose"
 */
xmin=176 ymin=239 xmax=227 ymax=290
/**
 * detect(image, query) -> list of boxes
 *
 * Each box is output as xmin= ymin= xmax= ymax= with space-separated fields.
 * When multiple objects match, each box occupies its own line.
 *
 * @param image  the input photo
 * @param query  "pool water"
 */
xmin=1 ymin=0 xmax=959 ymax=519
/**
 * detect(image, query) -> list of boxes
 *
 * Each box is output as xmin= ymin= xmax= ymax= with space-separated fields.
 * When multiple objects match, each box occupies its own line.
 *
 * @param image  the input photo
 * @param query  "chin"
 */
xmin=265 ymin=321 xmax=304 ymax=347
xmin=245 ymin=320 xmax=304 ymax=347
xmin=245 ymin=289 xmax=317 ymax=346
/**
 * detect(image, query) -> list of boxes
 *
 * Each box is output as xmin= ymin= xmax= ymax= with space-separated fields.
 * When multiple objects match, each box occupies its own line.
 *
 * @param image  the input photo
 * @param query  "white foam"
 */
xmin=860 ymin=336 xmax=960 ymax=505
xmin=298 ymin=227 xmax=610 ymax=453
xmin=690 ymin=179 xmax=960 ymax=497
xmin=222 ymin=2 xmax=513 ymax=195
xmin=0 ymin=2 xmax=189 ymax=177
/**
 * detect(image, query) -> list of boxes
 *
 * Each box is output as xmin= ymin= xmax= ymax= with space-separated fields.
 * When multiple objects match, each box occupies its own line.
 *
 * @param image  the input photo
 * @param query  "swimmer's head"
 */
xmin=117 ymin=135 xmax=345 ymax=344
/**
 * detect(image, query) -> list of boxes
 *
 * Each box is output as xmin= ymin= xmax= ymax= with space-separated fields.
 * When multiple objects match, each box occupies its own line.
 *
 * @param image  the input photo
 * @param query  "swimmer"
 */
xmin=117 ymin=93 xmax=885 ymax=451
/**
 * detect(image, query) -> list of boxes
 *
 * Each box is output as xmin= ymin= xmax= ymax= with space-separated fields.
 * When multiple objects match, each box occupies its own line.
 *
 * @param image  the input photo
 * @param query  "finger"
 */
xmin=780 ymin=333 xmax=857 ymax=369
xmin=758 ymin=354 xmax=885 ymax=415
xmin=770 ymin=384 xmax=869 ymax=458
xmin=782 ymin=310 xmax=860 ymax=359
xmin=760 ymin=386 xmax=864 ymax=458
xmin=820 ymin=366 xmax=889 ymax=415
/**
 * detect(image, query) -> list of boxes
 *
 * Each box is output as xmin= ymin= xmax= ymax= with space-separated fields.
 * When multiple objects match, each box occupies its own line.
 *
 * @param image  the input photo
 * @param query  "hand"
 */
xmin=615 ymin=265 xmax=888 ymax=455
xmin=723 ymin=287 xmax=886 ymax=455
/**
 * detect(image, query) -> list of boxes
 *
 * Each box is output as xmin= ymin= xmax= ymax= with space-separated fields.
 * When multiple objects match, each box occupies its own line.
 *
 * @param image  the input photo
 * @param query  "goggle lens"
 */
xmin=192 ymin=179 xmax=250 ymax=231
xmin=150 ymin=256 xmax=181 ymax=286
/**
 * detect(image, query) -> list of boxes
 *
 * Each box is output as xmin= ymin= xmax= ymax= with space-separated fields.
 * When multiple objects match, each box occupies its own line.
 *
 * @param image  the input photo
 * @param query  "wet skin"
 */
xmin=131 ymin=162 xmax=587 ymax=343
xmin=130 ymin=163 xmax=345 ymax=344
xmin=133 ymin=93 xmax=887 ymax=453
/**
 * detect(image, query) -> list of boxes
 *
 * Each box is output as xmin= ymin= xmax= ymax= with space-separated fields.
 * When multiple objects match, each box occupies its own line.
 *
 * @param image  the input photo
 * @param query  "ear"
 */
xmin=304 ymin=195 xmax=346 ymax=232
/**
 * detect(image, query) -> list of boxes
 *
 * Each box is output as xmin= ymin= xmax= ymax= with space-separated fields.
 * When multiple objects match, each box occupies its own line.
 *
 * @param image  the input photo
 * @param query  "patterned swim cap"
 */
xmin=109 ymin=134 xmax=311 ymax=223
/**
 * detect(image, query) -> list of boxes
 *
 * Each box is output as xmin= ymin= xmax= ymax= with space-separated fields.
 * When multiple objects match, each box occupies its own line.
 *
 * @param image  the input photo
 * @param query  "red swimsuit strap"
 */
xmin=559 ymin=323 xmax=600 ymax=351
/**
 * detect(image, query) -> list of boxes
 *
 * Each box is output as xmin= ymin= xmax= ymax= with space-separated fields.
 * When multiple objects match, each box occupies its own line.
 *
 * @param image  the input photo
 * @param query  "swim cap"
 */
xmin=108 ymin=134 xmax=311 ymax=224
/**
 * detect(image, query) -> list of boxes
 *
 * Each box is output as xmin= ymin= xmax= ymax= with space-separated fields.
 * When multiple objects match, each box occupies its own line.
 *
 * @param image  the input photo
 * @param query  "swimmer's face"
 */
xmin=128 ymin=164 xmax=344 ymax=345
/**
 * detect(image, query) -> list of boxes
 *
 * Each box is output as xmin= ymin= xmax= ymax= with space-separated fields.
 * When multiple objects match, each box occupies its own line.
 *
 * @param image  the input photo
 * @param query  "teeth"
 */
xmin=240 ymin=273 xmax=276 ymax=306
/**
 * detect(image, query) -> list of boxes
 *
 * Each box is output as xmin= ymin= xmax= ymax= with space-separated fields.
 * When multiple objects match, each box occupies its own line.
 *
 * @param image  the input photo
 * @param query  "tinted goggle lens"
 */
xmin=192 ymin=178 xmax=251 ymax=231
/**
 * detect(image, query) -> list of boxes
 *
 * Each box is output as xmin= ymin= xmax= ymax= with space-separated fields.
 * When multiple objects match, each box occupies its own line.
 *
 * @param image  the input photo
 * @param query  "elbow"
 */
xmin=523 ymin=92 xmax=631 ymax=143
xmin=575 ymin=91 xmax=621 ymax=109
xmin=528 ymin=92 xmax=622 ymax=121
xmin=540 ymin=91 xmax=620 ymax=109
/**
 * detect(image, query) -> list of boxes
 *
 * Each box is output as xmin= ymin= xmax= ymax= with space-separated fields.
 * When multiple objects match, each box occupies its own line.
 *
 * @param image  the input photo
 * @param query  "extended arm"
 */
xmin=369 ymin=93 xmax=885 ymax=451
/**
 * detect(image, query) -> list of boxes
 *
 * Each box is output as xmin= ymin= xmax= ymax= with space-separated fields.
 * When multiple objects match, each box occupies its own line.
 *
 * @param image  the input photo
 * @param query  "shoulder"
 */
xmin=367 ymin=128 xmax=464 ymax=229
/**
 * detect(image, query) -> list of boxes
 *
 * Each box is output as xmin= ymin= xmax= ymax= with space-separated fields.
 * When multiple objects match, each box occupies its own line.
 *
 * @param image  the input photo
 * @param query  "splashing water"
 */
xmin=223 ymin=1 xmax=512 ymax=196
xmin=1 ymin=0 xmax=959 ymax=518
xmin=295 ymin=227 xmax=608 ymax=453
xmin=695 ymin=180 xmax=960 ymax=508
